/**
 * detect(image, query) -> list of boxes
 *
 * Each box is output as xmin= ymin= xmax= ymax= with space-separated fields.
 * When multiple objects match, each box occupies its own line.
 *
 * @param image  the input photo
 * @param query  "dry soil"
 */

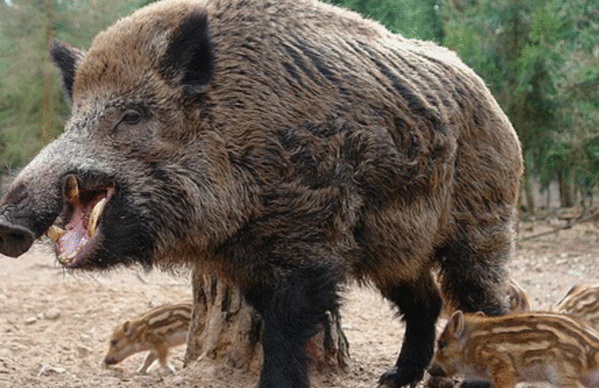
xmin=1 ymin=217 xmax=599 ymax=388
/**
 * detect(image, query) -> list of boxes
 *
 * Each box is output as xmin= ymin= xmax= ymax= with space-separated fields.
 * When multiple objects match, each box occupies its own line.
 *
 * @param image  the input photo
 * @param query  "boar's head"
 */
xmin=0 ymin=4 xmax=248 ymax=269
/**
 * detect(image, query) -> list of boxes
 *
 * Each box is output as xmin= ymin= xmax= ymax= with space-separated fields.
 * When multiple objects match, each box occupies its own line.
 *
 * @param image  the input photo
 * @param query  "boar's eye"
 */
xmin=110 ymin=339 xmax=119 ymax=347
xmin=121 ymin=110 xmax=143 ymax=126
xmin=112 ymin=109 xmax=148 ymax=135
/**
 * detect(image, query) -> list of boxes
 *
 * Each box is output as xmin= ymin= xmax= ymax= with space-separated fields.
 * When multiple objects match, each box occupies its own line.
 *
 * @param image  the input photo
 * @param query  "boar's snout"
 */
xmin=0 ymin=219 xmax=35 ymax=257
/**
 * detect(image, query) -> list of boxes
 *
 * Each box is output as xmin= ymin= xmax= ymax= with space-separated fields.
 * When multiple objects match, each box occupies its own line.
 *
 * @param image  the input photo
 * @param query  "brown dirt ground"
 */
xmin=1 ymin=217 xmax=599 ymax=388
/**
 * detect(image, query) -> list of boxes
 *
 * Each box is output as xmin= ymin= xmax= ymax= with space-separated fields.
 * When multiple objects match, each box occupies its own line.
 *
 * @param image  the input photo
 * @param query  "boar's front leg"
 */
xmin=243 ymin=263 xmax=342 ymax=388
xmin=377 ymin=272 xmax=442 ymax=388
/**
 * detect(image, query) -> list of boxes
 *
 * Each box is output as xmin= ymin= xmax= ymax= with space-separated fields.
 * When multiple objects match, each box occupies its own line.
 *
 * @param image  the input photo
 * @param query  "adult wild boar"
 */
xmin=0 ymin=0 xmax=523 ymax=387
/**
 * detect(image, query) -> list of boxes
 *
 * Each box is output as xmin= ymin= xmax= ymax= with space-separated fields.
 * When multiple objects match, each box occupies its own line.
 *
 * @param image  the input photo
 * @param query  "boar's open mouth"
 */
xmin=46 ymin=175 xmax=115 ymax=268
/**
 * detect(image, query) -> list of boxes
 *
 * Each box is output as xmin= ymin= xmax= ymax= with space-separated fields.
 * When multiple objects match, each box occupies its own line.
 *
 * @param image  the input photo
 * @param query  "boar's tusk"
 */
xmin=64 ymin=175 xmax=79 ymax=202
xmin=88 ymin=198 xmax=107 ymax=237
xmin=46 ymin=225 xmax=66 ymax=243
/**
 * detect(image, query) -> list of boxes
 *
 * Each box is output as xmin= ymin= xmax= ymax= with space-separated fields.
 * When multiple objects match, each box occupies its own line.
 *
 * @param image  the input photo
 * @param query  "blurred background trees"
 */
xmin=440 ymin=0 xmax=599 ymax=210
xmin=1 ymin=0 xmax=598 ymax=211
xmin=0 ymin=0 xmax=143 ymax=169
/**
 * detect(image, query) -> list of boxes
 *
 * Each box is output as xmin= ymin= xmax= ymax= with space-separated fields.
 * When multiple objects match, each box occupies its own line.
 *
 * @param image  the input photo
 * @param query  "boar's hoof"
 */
xmin=0 ymin=220 xmax=35 ymax=257
xmin=375 ymin=365 xmax=423 ymax=388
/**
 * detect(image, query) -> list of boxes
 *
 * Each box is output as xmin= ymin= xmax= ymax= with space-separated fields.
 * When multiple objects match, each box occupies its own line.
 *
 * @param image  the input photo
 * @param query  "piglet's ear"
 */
xmin=49 ymin=39 xmax=85 ymax=101
xmin=160 ymin=11 xmax=214 ymax=97
xmin=122 ymin=321 xmax=131 ymax=336
xmin=448 ymin=310 xmax=466 ymax=339
xmin=564 ymin=285 xmax=582 ymax=297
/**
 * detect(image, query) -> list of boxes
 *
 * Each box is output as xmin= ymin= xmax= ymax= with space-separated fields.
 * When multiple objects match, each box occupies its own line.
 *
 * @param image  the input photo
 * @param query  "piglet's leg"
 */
xmin=137 ymin=351 xmax=157 ymax=374
xmin=155 ymin=343 xmax=176 ymax=374
xmin=489 ymin=362 xmax=517 ymax=388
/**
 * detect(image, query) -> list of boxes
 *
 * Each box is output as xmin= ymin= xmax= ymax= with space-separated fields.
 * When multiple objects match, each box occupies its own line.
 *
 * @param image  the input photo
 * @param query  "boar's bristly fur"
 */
xmin=0 ymin=0 xmax=523 ymax=387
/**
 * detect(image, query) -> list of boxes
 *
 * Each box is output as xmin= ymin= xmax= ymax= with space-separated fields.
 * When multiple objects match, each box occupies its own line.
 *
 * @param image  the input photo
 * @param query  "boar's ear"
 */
xmin=160 ymin=11 xmax=214 ymax=97
xmin=447 ymin=310 xmax=466 ymax=339
xmin=49 ymin=40 xmax=85 ymax=101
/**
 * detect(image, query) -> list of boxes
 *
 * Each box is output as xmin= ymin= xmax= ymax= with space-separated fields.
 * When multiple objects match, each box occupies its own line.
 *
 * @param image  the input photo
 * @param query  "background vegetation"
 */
xmin=1 ymin=0 xmax=598 ymax=211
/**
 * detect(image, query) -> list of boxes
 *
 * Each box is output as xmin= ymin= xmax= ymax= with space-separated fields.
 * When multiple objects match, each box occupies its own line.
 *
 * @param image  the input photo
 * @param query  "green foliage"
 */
xmin=325 ymin=0 xmax=444 ymax=43
xmin=137 ymin=0 xmax=160 ymax=7
xmin=537 ymin=1 xmax=599 ymax=197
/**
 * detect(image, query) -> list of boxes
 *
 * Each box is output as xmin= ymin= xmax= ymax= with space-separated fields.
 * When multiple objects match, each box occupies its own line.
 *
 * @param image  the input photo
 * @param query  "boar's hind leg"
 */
xmin=243 ymin=264 xmax=342 ymax=388
xmin=436 ymin=232 xmax=510 ymax=316
xmin=376 ymin=272 xmax=442 ymax=388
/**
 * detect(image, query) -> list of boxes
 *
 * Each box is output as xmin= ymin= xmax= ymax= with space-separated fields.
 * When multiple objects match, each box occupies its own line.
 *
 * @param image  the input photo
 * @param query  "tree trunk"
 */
xmin=521 ymin=169 xmax=535 ymax=213
xmin=569 ymin=168 xmax=578 ymax=210
xmin=558 ymin=169 xmax=575 ymax=208
xmin=184 ymin=266 xmax=350 ymax=376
